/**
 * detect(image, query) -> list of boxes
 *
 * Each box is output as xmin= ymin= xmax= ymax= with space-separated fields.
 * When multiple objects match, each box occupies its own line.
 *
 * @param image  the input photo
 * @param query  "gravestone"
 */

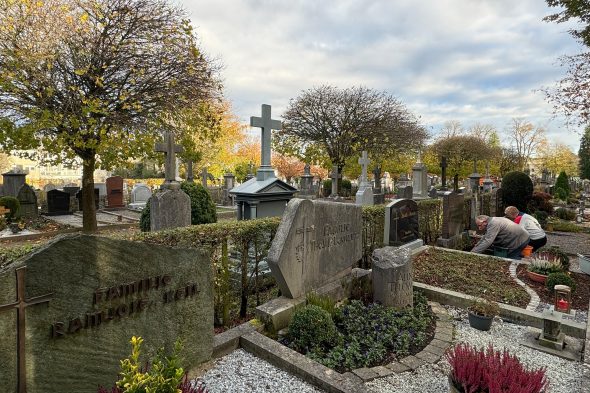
xmin=355 ymin=151 xmax=374 ymax=206
xmin=151 ymin=130 xmax=191 ymax=231
xmin=62 ymin=186 xmax=80 ymax=196
xmin=0 ymin=234 xmax=213 ymax=393
xmin=437 ymin=191 xmax=465 ymax=248
xmin=201 ymin=167 xmax=208 ymax=188
xmin=490 ymin=187 xmax=504 ymax=217
xmin=267 ymin=198 xmax=362 ymax=299
xmin=468 ymin=161 xmax=481 ymax=192
xmin=412 ymin=153 xmax=428 ymax=198
xmin=2 ymin=170 xmax=27 ymax=198
xmin=299 ymin=164 xmax=314 ymax=197
xmin=76 ymin=188 xmax=100 ymax=211
xmin=186 ymin=159 xmax=194 ymax=183
xmin=398 ymin=185 xmax=413 ymax=199
xmin=372 ymin=247 xmax=413 ymax=309
xmin=329 ymin=165 xmax=342 ymax=198
xmin=106 ymin=176 xmax=124 ymax=208
xmin=43 ymin=184 xmax=57 ymax=192
xmin=94 ymin=183 xmax=107 ymax=198
xmin=222 ymin=173 xmax=235 ymax=206
xmin=384 ymin=199 xmax=419 ymax=246
xmin=16 ymin=184 xmax=38 ymax=218
xmin=428 ymin=186 xmax=438 ymax=199
xmin=440 ymin=157 xmax=448 ymax=191
xmin=46 ymin=189 xmax=71 ymax=215
xmin=128 ymin=183 xmax=152 ymax=211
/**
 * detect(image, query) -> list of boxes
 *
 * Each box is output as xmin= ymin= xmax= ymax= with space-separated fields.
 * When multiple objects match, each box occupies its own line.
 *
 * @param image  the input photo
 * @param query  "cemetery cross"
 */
xmin=440 ymin=156 xmax=448 ymax=190
xmin=186 ymin=159 xmax=194 ymax=183
xmin=154 ymin=130 xmax=183 ymax=189
xmin=251 ymin=104 xmax=281 ymax=170
xmin=330 ymin=165 xmax=342 ymax=197
xmin=0 ymin=266 xmax=53 ymax=393
xmin=358 ymin=151 xmax=370 ymax=185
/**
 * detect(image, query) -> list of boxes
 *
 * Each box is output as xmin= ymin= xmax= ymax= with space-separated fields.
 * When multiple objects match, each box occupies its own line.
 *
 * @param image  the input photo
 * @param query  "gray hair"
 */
xmin=504 ymin=206 xmax=519 ymax=218
xmin=475 ymin=215 xmax=489 ymax=223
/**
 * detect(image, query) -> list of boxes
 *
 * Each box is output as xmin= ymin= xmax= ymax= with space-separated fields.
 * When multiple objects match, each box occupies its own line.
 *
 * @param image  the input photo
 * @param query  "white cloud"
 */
xmin=182 ymin=0 xmax=585 ymax=152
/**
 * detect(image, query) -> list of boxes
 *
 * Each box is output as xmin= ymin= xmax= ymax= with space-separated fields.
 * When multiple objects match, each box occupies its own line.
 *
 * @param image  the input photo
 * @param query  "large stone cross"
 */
xmin=251 ymin=104 xmax=281 ymax=168
xmin=358 ymin=151 xmax=370 ymax=186
xmin=440 ymin=156 xmax=448 ymax=190
xmin=0 ymin=266 xmax=53 ymax=393
xmin=154 ymin=130 xmax=183 ymax=187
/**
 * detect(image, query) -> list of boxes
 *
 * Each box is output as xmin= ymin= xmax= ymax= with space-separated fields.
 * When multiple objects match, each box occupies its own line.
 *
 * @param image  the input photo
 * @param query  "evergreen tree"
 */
xmin=554 ymin=171 xmax=571 ymax=201
xmin=579 ymin=126 xmax=590 ymax=179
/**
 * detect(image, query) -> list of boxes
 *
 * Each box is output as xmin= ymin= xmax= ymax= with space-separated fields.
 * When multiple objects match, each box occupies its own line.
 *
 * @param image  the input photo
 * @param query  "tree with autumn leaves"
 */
xmin=0 ymin=0 xmax=219 ymax=232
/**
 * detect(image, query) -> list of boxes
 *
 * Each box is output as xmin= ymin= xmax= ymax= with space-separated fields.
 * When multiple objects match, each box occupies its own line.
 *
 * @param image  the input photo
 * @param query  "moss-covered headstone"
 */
xmin=0 ymin=234 xmax=213 ymax=393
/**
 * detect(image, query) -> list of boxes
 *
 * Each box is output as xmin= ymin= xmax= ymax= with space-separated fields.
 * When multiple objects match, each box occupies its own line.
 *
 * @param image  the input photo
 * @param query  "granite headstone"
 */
xmin=106 ymin=176 xmax=124 ymax=208
xmin=46 ymin=189 xmax=71 ymax=215
xmin=384 ymin=199 xmax=419 ymax=246
xmin=267 ymin=198 xmax=362 ymax=299
xmin=16 ymin=184 xmax=38 ymax=218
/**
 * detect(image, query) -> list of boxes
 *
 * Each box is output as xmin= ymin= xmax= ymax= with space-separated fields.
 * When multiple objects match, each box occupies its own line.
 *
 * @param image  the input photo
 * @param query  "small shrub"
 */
xmin=546 ymin=272 xmax=576 ymax=292
xmin=555 ymin=207 xmax=576 ymax=221
xmin=0 ymin=196 xmax=20 ymax=220
xmin=554 ymin=171 xmax=571 ymax=200
xmin=533 ymin=211 xmax=548 ymax=228
xmin=446 ymin=343 xmax=547 ymax=393
xmin=567 ymin=197 xmax=579 ymax=205
xmin=552 ymin=220 xmax=582 ymax=233
xmin=180 ymin=182 xmax=217 ymax=225
xmin=527 ymin=191 xmax=553 ymax=214
xmin=501 ymin=171 xmax=534 ymax=212
xmin=139 ymin=197 xmax=151 ymax=232
xmin=288 ymin=305 xmax=339 ymax=353
xmin=554 ymin=186 xmax=568 ymax=201
xmin=341 ymin=179 xmax=352 ymax=196
xmin=468 ymin=298 xmax=499 ymax=317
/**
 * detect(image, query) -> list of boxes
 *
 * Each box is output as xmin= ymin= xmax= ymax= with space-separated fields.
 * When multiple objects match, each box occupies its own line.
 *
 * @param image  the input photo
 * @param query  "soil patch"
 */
xmin=516 ymin=264 xmax=590 ymax=311
xmin=414 ymin=248 xmax=530 ymax=308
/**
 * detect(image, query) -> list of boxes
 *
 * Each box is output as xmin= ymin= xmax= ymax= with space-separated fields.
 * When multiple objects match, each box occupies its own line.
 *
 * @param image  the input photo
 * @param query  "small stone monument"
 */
xmin=298 ymin=164 xmax=315 ymax=199
xmin=151 ymin=130 xmax=191 ymax=231
xmin=437 ymin=191 xmax=465 ymax=248
xmin=482 ymin=162 xmax=494 ymax=192
xmin=201 ymin=167 xmax=208 ymax=188
xmin=355 ymin=151 xmax=374 ymax=206
xmin=16 ymin=184 xmax=38 ymax=218
xmin=468 ymin=160 xmax=481 ymax=193
xmin=329 ymin=165 xmax=342 ymax=199
xmin=440 ymin=156 xmax=448 ymax=191
xmin=106 ymin=176 xmax=124 ymax=208
xmin=2 ymin=169 xmax=27 ymax=198
xmin=128 ymin=183 xmax=152 ymax=211
xmin=412 ymin=152 xmax=428 ymax=198
xmin=372 ymin=246 xmax=413 ymax=309
xmin=186 ymin=159 xmax=194 ymax=183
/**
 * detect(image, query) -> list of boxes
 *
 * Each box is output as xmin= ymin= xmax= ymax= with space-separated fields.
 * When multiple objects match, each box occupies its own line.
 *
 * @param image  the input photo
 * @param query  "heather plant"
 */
xmin=446 ymin=343 xmax=547 ymax=393
xmin=535 ymin=246 xmax=570 ymax=270
xmin=528 ymin=252 xmax=563 ymax=275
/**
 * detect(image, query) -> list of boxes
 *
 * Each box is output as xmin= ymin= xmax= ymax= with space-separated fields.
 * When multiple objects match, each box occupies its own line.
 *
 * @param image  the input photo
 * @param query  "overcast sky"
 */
xmin=181 ymin=0 xmax=584 ymax=151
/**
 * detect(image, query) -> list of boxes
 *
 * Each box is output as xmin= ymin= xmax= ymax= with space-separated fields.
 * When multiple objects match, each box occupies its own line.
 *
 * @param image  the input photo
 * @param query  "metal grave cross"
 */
xmin=250 ymin=104 xmax=282 ymax=168
xmin=154 ymin=130 xmax=183 ymax=186
xmin=0 ymin=266 xmax=53 ymax=393
xmin=358 ymin=151 xmax=370 ymax=186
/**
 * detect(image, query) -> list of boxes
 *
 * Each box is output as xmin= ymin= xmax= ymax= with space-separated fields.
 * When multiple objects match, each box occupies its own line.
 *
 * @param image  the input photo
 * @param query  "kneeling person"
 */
xmin=504 ymin=206 xmax=547 ymax=252
xmin=471 ymin=215 xmax=530 ymax=260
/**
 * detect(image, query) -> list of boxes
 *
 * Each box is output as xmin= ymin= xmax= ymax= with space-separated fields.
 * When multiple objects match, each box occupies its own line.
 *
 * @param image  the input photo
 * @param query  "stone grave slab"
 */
xmin=384 ymin=199 xmax=419 ymax=246
xmin=0 ymin=234 xmax=213 ymax=393
xmin=267 ymin=198 xmax=362 ymax=299
xmin=150 ymin=187 xmax=191 ymax=231
xmin=437 ymin=191 xmax=465 ymax=248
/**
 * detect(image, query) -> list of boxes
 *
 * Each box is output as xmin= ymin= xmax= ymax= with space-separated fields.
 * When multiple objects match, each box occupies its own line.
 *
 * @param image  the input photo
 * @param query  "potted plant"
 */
xmin=467 ymin=298 xmax=499 ymax=331
xmin=446 ymin=343 xmax=547 ymax=393
xmin=527 ymin=252 xmax=563 ymax=284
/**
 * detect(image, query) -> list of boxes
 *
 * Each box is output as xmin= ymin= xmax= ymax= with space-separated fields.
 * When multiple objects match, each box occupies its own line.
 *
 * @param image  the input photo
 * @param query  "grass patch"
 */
xmin=413 ymin=248 xmax=530 ymax=307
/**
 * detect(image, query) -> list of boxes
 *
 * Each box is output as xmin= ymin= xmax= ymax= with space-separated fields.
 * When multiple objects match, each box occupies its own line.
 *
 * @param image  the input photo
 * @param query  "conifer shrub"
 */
xmin=546 ymin=272 xmax=576 ymax=292
xmin=555 ymin=207 xmax=576 ymax=221
xmin=501 ymin=171 xmax=533 ymax=212
xmin=554 ymin=171 xmax=571 ymax=200
xmin=288 ymin=305 xmax=340 ymax=353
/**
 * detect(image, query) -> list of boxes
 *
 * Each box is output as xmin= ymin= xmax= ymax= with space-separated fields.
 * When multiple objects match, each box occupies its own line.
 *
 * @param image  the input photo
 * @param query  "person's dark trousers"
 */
xmin=507 ymin=240 xmax=529 ymax=260
xmin=529 ymin=236 xmax=547 ymax=252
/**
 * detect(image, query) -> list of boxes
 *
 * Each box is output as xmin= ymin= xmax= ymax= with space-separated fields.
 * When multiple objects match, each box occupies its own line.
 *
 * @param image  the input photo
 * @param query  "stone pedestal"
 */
xmin=150 ymin=184 xmax=191 ymax=231
xmin=355 ymin=186 xmax=374 ymax=206
xmin=412 ymin=161 xmax=428 ymax=198
xmin=2 ymin=171 xmax=27 ymax=198
xmin=371 ymin=246 xmax=413 ymax=309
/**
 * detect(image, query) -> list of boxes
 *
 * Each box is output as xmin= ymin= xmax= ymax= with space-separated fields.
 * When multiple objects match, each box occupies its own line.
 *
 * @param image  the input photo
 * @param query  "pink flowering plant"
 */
xmin=446 ymin=343 xmax=547 ymax=393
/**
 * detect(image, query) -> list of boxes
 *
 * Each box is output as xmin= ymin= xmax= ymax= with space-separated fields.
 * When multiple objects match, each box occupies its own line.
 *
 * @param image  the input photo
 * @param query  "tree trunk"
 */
xmin=82 ymin=156 xmax=98 ymax=233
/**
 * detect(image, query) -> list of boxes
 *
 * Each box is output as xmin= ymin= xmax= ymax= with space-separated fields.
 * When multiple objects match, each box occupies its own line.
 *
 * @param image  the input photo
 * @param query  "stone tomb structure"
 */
xmin=384 ymin=199 xmax=420 ymax=246
xmin=106 ymin=176 xmax=125 ymax=208
xmin=437 ymin=191 xmax=465 ymax=248
xmin=1 ymin=170 xmax=27 ymax=198
xmin=267 ymin=198 xmax=362 ymax=299
xmin=16 ymin=184 xmax=38 ymax=218
xmin=230 ymin=105 xmax=297 ymax=220
xmin=0 ymin=235 xmax=213 ymax=393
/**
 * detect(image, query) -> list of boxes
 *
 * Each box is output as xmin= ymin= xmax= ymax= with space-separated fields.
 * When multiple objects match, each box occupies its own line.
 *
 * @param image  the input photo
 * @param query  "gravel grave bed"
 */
xmin=366 ymin=306 xmax=587 ymax=393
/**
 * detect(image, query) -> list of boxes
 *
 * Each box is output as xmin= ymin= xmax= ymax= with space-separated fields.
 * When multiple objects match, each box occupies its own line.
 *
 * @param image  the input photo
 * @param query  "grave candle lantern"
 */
xmin=554 ymin=284 xmax=571 ymax=313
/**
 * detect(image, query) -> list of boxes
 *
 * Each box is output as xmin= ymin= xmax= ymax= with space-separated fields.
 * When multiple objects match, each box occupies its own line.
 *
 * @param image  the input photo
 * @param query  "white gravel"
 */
xmin=367 ymin=306 xmax=588 ymax=393
xmin=200 ymin=349 xmax=324 ymax=393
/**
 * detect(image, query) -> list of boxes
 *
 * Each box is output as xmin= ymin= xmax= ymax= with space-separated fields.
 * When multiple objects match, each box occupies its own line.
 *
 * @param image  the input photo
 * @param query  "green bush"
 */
xmin=322 ymin=178 xmax=352 ymax=197
xmin=139 ymin=197 xmax=151 ymax=232
xmin=502 ymin=171 xmax=534 ymax=212
xmin=0 ymin=215 xmax=6 ymax=232
xmin=552 ymin=220 xmax=582 ymax=233
xmin=546 ymin=272 xmax=576 ymax=292
xmin=288 ymin=305 xmax=340 ymax=353
xmin=139 ymin=183 xmax=217 ymax=232
xmin=180 ymin=182 xmax=217 ymax=225
xmin=306 ymin=292 xmax=337 ymax=317
xmin=533 ymin=211 xmax=549 ymax=228
xmin=554 ymin=171 xmax=570 ymax=200
xmin=555 ymin=207 xmax=576 ymax=221
xmin=341 ymin=179 xmax=352 ymax=196
xmin=0 ymin=196 xmax=20 ymax=220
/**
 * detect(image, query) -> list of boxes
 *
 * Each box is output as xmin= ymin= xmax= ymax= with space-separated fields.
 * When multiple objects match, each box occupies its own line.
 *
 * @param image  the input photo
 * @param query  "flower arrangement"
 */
xmin=446 ymin=343 xmax=547 ymax=393
xmin=528 ymin=252 xmax=563 ymax=276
